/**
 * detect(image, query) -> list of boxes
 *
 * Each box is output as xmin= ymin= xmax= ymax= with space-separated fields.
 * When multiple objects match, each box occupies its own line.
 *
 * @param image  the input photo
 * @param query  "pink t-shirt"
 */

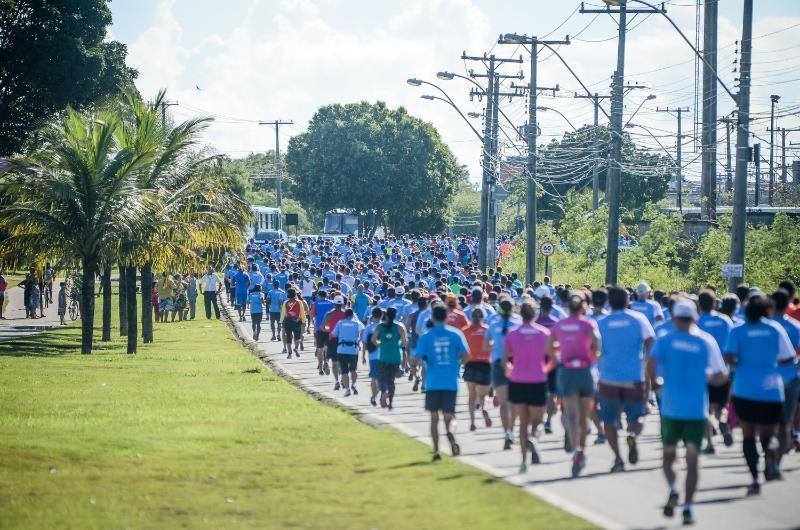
xmin=503 ymin=322 xmax=550 ymax=383
xmin=551 ymin=316 xmax=598 ymax=369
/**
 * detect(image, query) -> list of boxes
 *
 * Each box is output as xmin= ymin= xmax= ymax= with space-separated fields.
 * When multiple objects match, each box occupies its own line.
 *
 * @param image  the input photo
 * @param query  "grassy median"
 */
xmin=0 ymin=295 xmax=593 ymax=529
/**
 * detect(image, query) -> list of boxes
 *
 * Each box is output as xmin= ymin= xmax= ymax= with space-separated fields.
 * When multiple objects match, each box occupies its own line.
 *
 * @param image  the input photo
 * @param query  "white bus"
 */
xmin=247 ymin=205 xmax=287 ymax=242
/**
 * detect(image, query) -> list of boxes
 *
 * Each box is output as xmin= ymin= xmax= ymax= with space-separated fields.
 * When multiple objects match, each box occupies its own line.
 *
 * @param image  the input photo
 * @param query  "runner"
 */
xmin=462 ymin=308 xmax=492 ymax=431
xmin=536 ymin=296 xmax=559 ymax=435
xmin=485 ymin=296 xmax=521 ymax=450
xmin=546 ymin=292 xmax=600 ymax=477
xmin=414 ymin=303 xmax=469 ymax=460
xmin=322 ymin=295 xmax=347 ymax=389
xmin=371 ymin=306 xmax=407 ymax=410
xmin=631 ymin=282 xmax=664 ymax=326
xmin=595 ymin=286 xmax=655 ymax=472
xmin=647 ymin=299 xmax=729 ymax=525
xmin=724 ymin=293 xmax=795 ymax=494
xmin=362 ymin=307 xmax=384 ymax=406
xmin=281 ymin=288 xmax=306 ymax=358
xmin=311 ymin=290 xmax=334 ymax=375
xmin=503 ymin=300 xmax=552 ymax=472
xmin=267 ymin=280 xmax=286 ymax=343
xmin=331 ymin=307 xmax=364 ymax=397
xmin=249 ymin=284 xmax=265 ymax=341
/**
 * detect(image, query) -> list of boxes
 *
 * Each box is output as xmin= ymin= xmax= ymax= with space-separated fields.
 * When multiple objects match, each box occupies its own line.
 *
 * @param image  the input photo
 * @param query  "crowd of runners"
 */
xmin=210 ymin=234 xmax=800 ymax=526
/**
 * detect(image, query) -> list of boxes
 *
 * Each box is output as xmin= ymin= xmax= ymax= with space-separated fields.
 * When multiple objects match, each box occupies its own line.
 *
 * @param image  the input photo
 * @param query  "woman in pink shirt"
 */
xmin=502 ymin=301 xmax=553 ymax=472
xmin=546 ymin=292 xmax=600 ymax=478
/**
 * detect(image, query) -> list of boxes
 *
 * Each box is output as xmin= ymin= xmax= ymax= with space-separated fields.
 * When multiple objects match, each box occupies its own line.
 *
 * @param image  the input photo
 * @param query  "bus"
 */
xmin=323 ymin=210 xmax=359 ymax=236
xmin=248 ymin=205 xmax=287 ymax=242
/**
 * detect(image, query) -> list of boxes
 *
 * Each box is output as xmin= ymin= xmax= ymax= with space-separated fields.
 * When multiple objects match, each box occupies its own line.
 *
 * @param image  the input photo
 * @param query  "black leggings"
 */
xmin=377 ymin=362 xmax=400 ymax=402
xmin=251 ymin=312 xmax=263 ymax=337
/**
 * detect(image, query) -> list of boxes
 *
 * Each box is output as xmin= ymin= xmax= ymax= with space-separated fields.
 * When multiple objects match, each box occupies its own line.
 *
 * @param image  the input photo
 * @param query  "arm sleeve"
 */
xmin=639 ymin=314 xmax=656 ymax=341
xmin=776 ymin=326 xmax=796 ymax=362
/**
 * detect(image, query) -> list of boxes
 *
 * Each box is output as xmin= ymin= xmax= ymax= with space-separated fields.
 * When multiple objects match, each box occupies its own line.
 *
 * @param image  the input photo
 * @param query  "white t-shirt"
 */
xmin=201 ymin=274 xmax=220 ymax=292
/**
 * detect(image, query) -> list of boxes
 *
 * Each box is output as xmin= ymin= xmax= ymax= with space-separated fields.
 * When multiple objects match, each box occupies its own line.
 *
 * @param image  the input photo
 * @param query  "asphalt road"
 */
xmin=224 ymin=305 xmax=800 ymax=530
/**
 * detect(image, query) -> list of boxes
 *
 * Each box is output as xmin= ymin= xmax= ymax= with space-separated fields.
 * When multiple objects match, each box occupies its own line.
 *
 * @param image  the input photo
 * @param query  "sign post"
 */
xmin=721 ymin=263 xmax=744 ymax=279
xmin=540 ymin=241 xmax=555 ymax=278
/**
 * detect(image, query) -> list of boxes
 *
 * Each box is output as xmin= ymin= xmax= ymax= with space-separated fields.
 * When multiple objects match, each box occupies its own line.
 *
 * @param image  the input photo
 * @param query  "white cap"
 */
xmin=635 ymin=282 xmax=651 ymax=296
xmin=395 ymin=287 xmax=405 ymax=295
xmin=303 ymin=271 xmax=310 ymax=277
xmin=333 ymin=295 xmax=345 ymax=305
xmin=534 ymin=286 xmax=550 ymax=299
xmin=671 ymin=300 xmax=698 ymax=320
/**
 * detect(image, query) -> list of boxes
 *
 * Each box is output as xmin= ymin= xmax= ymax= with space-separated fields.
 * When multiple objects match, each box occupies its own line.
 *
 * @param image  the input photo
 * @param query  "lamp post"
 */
xmin=536 ymin=106 xmax=578 ymax=132
xmin=624 ymin=94 xmax=656 ymax=128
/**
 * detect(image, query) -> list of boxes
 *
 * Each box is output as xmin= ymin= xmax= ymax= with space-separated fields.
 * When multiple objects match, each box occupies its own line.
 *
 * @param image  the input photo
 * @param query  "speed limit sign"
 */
xmin=539 ymin=242 xmax=555 ymax=256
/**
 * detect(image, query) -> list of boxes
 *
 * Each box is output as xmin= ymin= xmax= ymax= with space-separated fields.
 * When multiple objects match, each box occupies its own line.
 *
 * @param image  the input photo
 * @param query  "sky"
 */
xmin=109 ymin=0 xmax=800 ymax=186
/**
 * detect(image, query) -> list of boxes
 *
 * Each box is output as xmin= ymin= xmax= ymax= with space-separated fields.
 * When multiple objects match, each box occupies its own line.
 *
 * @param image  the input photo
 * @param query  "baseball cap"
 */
xmin=303 ymin=271 xmax=310 ymax=277
xmin=534 ymin=286 xmax=550 ymax=299
xmin=395 ymin=286 xmax=405 ymax=295
xmin=635 ymin=282 xmax=651 ymax=296
xmin=333 ymin=295 xmax=344 ymax=305
xmin=671 ymin=300 xmax=698 ymax=320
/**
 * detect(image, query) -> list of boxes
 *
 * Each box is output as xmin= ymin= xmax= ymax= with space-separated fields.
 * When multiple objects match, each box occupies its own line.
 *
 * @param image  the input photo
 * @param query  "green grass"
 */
xmin=0 ymin=294 xmax=594 ymax=530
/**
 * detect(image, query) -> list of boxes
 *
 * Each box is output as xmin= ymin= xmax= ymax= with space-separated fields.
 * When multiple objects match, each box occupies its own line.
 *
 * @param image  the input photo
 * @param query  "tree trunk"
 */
xmin=119 ymin=266 xmax=128 ymax=336
xmin=141 ymin=262 xmax=153 ymax=344
xmin=80 ymin=256 xmax=97 ymax=355
xmin=101 ymin=263 xmax=112 ymax=341
xmin=126 ymin=265 xmax=137 ymax=354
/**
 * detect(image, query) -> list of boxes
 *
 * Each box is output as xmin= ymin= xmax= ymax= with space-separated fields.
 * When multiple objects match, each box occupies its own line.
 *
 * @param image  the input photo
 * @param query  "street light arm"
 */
xmin=537 ymin=43 xmax=612 ymax=121
xmin=624 ymin=96 xmax=655 ymax=128
xmin=540 ymin=106 xmax=578 ymax=132
xmin=628 ymin=124 xmax=676 ymax=165
xmin=441 ymin=71 xmax=523 ymax=141
xmin=423 ymin=95 xmax=484 ymax=142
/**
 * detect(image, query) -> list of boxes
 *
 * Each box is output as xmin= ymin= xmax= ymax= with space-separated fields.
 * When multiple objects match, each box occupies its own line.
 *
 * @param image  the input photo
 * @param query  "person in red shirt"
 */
xmin=463 ymin=308 xmax=492 ymax=431
xmin=322 ymin=295 xmax=347 ymax=390
xmin=779 ymin=280 xmax=800 ymax=322
xmin=444 ymin=293 xmax=468 ymax=329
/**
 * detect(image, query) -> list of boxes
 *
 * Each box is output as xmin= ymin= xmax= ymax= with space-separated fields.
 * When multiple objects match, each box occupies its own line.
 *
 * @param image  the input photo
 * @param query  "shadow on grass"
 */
xmin=0 ymin=324 xmax=125 ymax=358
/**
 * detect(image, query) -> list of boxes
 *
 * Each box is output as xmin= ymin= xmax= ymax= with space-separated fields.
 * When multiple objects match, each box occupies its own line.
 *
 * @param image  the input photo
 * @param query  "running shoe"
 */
xmin=432 ymin=452 xmax=442 ymax=462
xmin=663 ymin=491 xmax=679 ymax=517
xmin=519 ymin=462 xmax=528 ymax=474
xmin=387 ymin=403 xmax=393 ymax=411
xmin=544 ymin=420 xmax=553 ymax=434
xmin=594 ymin=435 xmax=606 ymax=445
xmin=286 ymin=352 xmax=292 ymax=359
xmin=318 ymin=369 xmax=324 ymax=376
xmin=482 ymin=409 xmax=492 ymax=428
xmin=682 ymin=509 xmax=694 ymax=526
xmin=323 ymin=362 xmax=330 ymax=375
xmin=564 ymin=435 xmax=573 ymax=453
xmin=571 ymin=452 xmax=586 ymax=478
xmin=528 ymin=440 xmax=540 ymax=464
xmin=370 ymin=397 xmax=377 ymax=407
xmin=447 ymin=432 xmax=460 ymax=457
xmin=702 ymin=445 xmax=715 ymax=455
xmin=610 ymin=458 xmax=625 ymax=473
xmin=412 ymin=377 xmax=420 ymax=392
xmin=299 ymin=342 xmax=304 ymax=351
xmin=503 ymin=434 xmax=513 ymax=451
xmin=334 ymin=381 xmax=341 ymax=391
xmin=294 ymin=349 xmax=300 ymax=357
xmin=408 ymin=373 xmax=414 ymax=381
xmin=271 ymin=335 xmax=277 ymax=341
xmin=764 ymin=460 xmax=778 ymax=482
xmin=343 ymin=388 xmax=351 ymax=397
xmin=352 ymin=386 xmax=358 ymax=395
xmin=282 ymin=347 xmax=287 ymax=354
xmin=627 ymin=435 xmax=639 ymax=465
xmin=746 ymin=482 xmax=760 ymax=496
xmin=380 ymin=391 xmax=388 ymax=409
xmin=721 ymin=423 xmax=734 ymax=447
xmin=470 ymin=424 xmax=477 ymax=432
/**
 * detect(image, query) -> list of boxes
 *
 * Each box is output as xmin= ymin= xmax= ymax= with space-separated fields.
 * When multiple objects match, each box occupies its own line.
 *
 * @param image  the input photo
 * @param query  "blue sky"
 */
xmin=109 ymin=0 xmax=800 ymax=183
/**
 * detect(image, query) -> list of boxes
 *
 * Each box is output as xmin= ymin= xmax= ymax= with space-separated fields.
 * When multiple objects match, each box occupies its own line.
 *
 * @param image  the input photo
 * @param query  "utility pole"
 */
xmin=258 ymin=120 xmax=293 ymax=208
xmin=780 ymin=128 xmax=800 ymax=188
xmin=498 ymin=34 xmax=569 ymax=284
xmin=701 ymin=0 xmax=718 ymax=219
xmin=463 ymin=52 xmax=523 ymax=271
xmin=580 ymin=1 xmax=663 ymax=285
xmin=769 ymin=94 xmax=780 ymax=204
xmin=657 ymin=107 xmax=690 ymax=211
xmin=720 ymin=116 xmax=735 ymax=193
xmin=160 ymin=100 xmax=178 ymax=128
xmin=753 ymin=143 xmax=761 ymax=206
xmin=574 ymin=93 xmax=611 ymax=210
xmin=728 ymin=0 xmax=753 ymax=292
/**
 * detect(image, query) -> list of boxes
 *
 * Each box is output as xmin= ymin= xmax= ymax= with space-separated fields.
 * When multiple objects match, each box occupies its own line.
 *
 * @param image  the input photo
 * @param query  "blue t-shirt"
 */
xmin=275 ymin=272 xmax=289 ymax=290
xmin=597 ymin=309 xmax=655 ymax=383
xmin=724 ymin=318 xmax=795 ymax=402
xmin=654 ymin=320 xmax=675 ymax=339
xmin=485 ymin=315 xmax=522 ymax=362
xmin=771 ymin=315 xmax=800 ymax=383
xmin=268 ymin=288 xmax=286 ymax=313
xmin=249 ymin=292 xmax=264 ymax=314
xmin=332 ymin=318 xmax=364 ymax=356
xmin=414 ymin=324 xmax=469 ymax=391
xmin=363 ymin=322 xmax=381 ymax=361
xmin=630 ymin=299 xmax=663 ymax=326
xmin=352 ymin=292 xmax=372 ymax=321
xmin=697 ymin=312 xmax=733 ymax=352
xmin=313 ymin=300 xmax=334 ymax=331
xmin=234 ymin=271 xmax=249 ymax=293
xmin=650 ymin=328 xmax=727 ymax=420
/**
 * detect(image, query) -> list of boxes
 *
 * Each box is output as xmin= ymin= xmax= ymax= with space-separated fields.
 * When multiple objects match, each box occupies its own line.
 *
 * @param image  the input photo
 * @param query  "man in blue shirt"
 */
xmin=312 ymin=291 xmax=335 ymax=376
xmin=267 ymin=280 xmax=286 ymax=342
xmin=648 ymin=299 xmax=728 ymax=526
xmin=770 ymin=289 xmax=800 ymax=475
xmin=631 ymin=282 xmax=664 ymax=326
xmin=414 ymin=304 xmax=469 ymax=461
xmin=596 ymin=287 xmax=655 ymax=473
xmin=331 ymin=308 xmax=365 ymax=397
xmin=233 ymin=266 xmax=250 ymax=322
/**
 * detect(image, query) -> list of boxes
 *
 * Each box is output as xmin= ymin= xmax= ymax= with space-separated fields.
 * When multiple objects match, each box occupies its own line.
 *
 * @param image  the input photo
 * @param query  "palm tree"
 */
xmin=0 ymin=109 xmax=152 ymax=354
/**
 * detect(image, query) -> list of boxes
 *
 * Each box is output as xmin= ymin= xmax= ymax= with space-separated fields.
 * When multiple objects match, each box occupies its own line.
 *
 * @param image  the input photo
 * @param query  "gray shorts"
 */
xmin=491 ymin=359 xmax=510 ymax=388
xmin=557 ymin=367 xmax=596 ymax=398
xmin=783 ymin=377 xmax=800 ymax=425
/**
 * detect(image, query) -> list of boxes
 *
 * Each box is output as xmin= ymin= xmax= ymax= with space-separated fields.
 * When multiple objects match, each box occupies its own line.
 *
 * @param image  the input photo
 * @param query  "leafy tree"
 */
xmin=450 ymin=182 xmax=481 ymax=235
xmin=286 ymin=101 xmax=462 ymax=236
xmin=0 ymin=0 xmax=138 ymax=156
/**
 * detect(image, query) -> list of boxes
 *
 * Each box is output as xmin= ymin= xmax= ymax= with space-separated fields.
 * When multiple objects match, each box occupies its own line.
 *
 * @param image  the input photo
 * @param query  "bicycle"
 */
xmin=66 ymin=275 xmax=81 ymax=321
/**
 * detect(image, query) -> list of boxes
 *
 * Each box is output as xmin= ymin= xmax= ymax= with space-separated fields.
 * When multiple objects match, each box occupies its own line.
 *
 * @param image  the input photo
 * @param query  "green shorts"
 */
xmin=660 ymin=416 xmax=706 ymax=448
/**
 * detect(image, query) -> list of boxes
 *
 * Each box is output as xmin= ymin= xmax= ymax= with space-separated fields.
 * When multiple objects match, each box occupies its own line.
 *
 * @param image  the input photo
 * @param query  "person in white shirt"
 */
xmin=200 ymin=266 xmax=221 ymax=319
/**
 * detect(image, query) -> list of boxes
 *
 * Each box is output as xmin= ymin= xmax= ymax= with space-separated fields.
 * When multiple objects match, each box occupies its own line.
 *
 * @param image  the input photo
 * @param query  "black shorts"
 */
xmin=327 ymin=337 xmax=339 ymax=361
xmin=339 ymin=354 xmax=358 ymax=374
xmin=269 ymin=311 xmax=281 ymax=322
xmin=708 ymin=380 xmax=731 ymax=408
xmin=732 ymin=396 xmax=783 ymax=425
xmin=315 ymin=330 xmax=328 ymax=349
xmin=547 ymin=368 xmax=558 ymax=394
xmin=283 ymin=318 xmax=302 ymax=341
xmin=509 ymin=382 xmax=547 ymax=407
xmin=463 ymin=362 xmax=491 ymax=386
xmin=425 ymin=390 xmax=457 ymax=413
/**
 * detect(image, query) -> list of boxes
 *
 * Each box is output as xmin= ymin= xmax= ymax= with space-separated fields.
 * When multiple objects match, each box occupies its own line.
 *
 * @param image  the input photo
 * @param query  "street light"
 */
xmin=406 ymin=78 xmax=422 ymax=86
xmin=536 ymin=106 xmax=578 ymax=132
xmin=624 ymin=93 xmax=656 ymax=128
xmin=467 ymin=112 xmax=481 ymax=118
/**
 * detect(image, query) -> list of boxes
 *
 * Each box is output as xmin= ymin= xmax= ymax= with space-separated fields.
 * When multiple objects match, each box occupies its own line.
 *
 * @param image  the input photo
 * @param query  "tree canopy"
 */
xmin=285 ymin=101 xmax=463 ymax=235
xmin=0 ymin=0 xmax=138 ymax=156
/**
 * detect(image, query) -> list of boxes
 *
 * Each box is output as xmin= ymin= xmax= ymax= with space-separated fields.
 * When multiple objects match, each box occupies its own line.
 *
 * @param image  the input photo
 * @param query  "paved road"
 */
xmin=0 ymin=281 xmax=67 ymax=342
xmin=223 ymin=304 xmax=800 ymax=530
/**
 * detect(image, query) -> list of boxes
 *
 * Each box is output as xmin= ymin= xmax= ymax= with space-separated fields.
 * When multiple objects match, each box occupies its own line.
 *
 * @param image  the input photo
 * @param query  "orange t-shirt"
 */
xmin=463 ymin=323 xmax=490 ymax=363
xmin=446 ymin=309 xmax=469 ymax=330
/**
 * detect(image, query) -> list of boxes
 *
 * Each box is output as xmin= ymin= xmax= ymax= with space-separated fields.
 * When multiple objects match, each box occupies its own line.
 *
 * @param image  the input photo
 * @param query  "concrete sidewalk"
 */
xmin=223 ymin=303 xmax=800 ymax=530
xmin=0 ymin=281 xmax=68 ymax=342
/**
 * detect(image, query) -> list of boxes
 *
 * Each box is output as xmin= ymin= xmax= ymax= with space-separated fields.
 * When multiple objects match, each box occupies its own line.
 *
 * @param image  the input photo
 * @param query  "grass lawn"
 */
xmin=0 ymin=294 xmax=594 ymax=529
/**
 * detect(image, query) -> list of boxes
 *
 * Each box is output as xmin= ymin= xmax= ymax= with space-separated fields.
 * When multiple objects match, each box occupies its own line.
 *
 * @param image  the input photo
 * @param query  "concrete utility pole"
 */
xmin=498 ymin=33 xmax=569 ymax=285
xmin=754 ymin=143 xmax=761 ymax=206
xmin=728 ymin=0 xmax=753 ymax=292
xmin=160 ymin=100 xmax=178 ymax=128
xmin=657 ymin=107 xmax=690 ymax=211
xmin=701 ymin=0 xmax=718 ymax=219
xmin=258 ymin=120 xmax=293 ymax=208
xmin=720 ymin=116 xmax=735 ymax=193
xmin=780 ymin=128 xmax=800 ymax=188
xmin=769 ymin=94 xmax=780 ymax=204
xmin=574 ymin=93 xmax=611 ymax=210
